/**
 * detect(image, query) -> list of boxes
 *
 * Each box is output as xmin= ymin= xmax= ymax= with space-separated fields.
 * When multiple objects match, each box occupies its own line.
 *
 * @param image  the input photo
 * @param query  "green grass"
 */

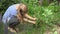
xmin=0 ymin=0 xmax=60 ymax=34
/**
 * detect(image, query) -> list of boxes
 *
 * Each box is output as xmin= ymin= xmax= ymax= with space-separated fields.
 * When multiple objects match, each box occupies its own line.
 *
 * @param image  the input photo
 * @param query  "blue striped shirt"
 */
xmin=2 ymin=4 xmax=19 ymax=23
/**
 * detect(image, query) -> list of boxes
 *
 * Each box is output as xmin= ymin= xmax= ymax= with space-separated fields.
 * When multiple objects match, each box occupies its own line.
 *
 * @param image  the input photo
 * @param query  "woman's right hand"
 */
xmin=32 ymin=18 xmax=37 ymax=21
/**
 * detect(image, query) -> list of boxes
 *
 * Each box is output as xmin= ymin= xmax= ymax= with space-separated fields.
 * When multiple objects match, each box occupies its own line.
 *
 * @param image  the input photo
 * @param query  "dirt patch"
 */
xmin=44 ymin=25 xmax=60 ymax=34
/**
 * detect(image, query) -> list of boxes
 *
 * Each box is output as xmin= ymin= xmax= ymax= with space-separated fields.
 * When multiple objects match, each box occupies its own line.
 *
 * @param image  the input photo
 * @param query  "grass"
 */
xmin=0 ymin=2 xmax=60 ymax=34
xmin=0 ymin=22 xmax=4 ymax=34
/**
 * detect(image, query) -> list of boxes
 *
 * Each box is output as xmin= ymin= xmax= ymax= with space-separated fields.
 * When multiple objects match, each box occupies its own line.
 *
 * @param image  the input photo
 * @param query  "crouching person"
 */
xmin=2 ymin=3 xmax=36 ymax=34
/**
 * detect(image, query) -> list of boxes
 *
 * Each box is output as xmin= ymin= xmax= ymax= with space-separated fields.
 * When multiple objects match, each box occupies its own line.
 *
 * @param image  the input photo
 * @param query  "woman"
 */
xmin=2 ymin=3 xmax=36 ymax=34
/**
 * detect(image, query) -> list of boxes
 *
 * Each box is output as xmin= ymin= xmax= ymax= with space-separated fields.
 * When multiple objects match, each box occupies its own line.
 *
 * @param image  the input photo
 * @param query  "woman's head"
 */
xmin=19 ymin=3 xmax=28 ymax=15
xmin=17 ymin=3 xmax=28 ymax=23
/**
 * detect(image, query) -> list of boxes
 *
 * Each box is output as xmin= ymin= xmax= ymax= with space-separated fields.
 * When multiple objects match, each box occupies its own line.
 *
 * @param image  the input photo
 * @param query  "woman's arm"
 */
xmin=23 ymin=18 xmax=36 ymax=24
xmin=16 ymin=14 xmax=20 ymax=21
xmin=25 ymin=14 xmax=36 ymax=21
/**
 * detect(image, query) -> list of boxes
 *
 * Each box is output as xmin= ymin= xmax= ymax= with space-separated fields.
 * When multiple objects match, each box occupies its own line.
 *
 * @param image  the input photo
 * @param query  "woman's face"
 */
xmin=20 ymin=9 xmax=27 ymax=17
xmin=19 ymin=4 xmax=28 ymax=17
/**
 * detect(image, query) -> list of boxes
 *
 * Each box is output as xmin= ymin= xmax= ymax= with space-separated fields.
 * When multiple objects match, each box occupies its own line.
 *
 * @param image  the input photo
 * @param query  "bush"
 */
xmin=0 ymin=0 xmax=60 ymax=34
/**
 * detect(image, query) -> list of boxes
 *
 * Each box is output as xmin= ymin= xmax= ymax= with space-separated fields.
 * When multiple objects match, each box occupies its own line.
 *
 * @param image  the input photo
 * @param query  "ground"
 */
xmin=0 ymin=22 xmax=60 ymax=34
xmin=44 ymin=25 xmax=60 ymax=34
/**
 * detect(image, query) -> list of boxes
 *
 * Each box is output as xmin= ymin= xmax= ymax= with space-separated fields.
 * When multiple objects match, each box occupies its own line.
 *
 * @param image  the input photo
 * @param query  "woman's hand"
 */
xmin=32 ymin=18 xmax=36 ymax=21
xmin=31 ymin=21 xmax=36 ymax=24
xmin=24 ymin=14 xmax=37 ymax=21
xmin=23 ymin=18 xmax=36 ymax=24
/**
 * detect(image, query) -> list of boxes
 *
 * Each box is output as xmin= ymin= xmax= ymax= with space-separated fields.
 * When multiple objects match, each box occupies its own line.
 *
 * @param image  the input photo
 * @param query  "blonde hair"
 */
xmin=17 ymin=3 xmax=28 ymax=23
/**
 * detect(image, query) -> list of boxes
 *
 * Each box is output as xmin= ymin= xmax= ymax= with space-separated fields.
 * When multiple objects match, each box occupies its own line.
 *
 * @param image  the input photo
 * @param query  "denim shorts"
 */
xmin=4 ymin=16 xmax=20 ymax=34
xmin=7 ymin=16 xmax=19 ymax=28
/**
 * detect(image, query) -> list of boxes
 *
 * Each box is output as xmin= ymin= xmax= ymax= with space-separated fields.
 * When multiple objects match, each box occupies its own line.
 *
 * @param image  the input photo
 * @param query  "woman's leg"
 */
xmin=8 ymin=16 xmax=19 ymax=33
xmin=4 ymin=22 xmax=16 ymax=34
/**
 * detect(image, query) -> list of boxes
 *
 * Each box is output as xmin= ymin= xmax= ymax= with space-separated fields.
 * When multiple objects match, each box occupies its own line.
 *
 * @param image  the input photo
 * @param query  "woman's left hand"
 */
xmin=32 ymin=18 xmax=37 ymax=21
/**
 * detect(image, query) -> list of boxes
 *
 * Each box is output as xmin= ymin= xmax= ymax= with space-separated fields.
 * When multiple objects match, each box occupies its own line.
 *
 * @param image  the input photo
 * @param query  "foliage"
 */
xmin=20 ymin=0 xmax=60 ymax=34
xmin=0 ymin=0 xmax=19 ymax=14
xmin=0 ymin=0 xmax=60 ymax=34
